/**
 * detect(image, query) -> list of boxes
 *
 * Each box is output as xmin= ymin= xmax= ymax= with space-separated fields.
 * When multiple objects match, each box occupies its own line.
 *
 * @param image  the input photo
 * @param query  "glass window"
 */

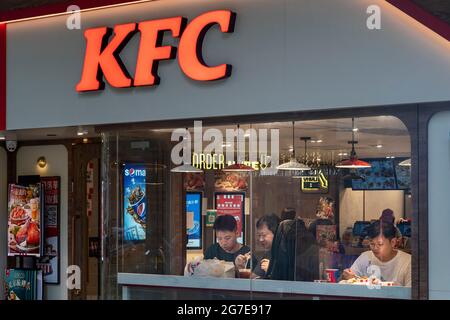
xmin=101 ymin=115 xmax=413 ymax=300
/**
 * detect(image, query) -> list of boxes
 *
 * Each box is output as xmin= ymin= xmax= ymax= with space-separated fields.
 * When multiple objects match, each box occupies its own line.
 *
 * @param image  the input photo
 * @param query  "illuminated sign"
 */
xmin=76 ymin=10 xmax=236 ymax=92
xmin=301 ymin=170 xmax=329 ymax=193
xmin=192 ymin=153 xmax=271 ymax=171
xmin=192 ymin=153 xmax=225 ymax=170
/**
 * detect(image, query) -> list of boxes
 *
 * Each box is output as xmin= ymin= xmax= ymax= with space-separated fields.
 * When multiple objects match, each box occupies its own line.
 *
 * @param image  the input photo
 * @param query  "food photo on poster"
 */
xmin=7 ymin=184 xmax=43 ymax=257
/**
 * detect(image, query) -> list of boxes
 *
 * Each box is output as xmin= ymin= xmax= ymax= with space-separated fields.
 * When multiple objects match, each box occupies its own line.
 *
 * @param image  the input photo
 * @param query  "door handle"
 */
xmin=71 ymin=214 xmax=81 ymax=297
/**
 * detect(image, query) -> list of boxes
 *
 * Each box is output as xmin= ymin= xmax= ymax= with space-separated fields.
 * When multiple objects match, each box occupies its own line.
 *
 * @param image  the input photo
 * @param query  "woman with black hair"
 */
xmin=342 ymin=220 xmax=411 ymax=286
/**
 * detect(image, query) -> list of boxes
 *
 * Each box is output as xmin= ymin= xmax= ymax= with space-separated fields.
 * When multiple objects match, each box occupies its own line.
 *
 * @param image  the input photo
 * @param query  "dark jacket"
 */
xmin=266 ymin=218 xmax=319 ymax=281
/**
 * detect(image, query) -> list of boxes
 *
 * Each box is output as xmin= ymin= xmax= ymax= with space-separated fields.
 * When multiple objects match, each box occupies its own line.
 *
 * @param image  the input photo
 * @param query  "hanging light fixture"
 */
xmin=277 ymin=121 xmax=311 ymax=171
xmin=335 ymin=118 xmax=371 ymax=169
xmin=223 ymin=124 xmax=255 ymax=172
xmin=171 ymin=128 xmax=203 ymax=173
xmin=399 ymin=158 xmax=411 ymax=167
xmin=292 ymin=137 xmax=312 ymax=178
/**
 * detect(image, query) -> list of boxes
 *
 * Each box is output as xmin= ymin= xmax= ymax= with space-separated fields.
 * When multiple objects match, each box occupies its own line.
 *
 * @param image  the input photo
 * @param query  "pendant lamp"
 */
xmin=335 ymin=118 xmax=371 ymax=169
xmin=399 ymin=158 xmax=411 ymax=167
xmin=277 ymin=122 xmax=311 ymax=171
xmin=223 ymin=124 xmax=255 ymax=172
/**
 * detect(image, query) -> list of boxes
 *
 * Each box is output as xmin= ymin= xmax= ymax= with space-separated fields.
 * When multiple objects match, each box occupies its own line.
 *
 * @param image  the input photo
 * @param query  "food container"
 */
xmin=325 ymin=268 xmax=340 ymax=283
xmin=238 ymin=268 xmax=251 ymax=279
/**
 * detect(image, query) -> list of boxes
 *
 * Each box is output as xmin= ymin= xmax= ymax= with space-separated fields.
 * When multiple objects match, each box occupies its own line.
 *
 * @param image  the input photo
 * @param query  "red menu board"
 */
xmin=215 ymin=193 xmax=245 ymax=245
xmin=37 ymin=177 xmax=60 ymax=284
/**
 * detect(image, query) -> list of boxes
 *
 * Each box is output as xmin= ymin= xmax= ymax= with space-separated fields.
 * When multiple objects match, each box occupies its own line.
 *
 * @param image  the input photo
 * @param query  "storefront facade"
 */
xmin=0 ymin=0 xmax=449 ymax=300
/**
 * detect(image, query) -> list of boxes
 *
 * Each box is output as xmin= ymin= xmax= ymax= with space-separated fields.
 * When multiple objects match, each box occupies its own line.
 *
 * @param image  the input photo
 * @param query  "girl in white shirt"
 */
xmin=342 ymin=220 xmax=411 ymax=287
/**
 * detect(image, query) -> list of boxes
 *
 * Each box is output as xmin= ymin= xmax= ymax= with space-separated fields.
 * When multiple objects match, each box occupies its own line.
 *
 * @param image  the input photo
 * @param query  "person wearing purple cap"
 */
xmin=380 ymin=209 xmax=402 ymax=240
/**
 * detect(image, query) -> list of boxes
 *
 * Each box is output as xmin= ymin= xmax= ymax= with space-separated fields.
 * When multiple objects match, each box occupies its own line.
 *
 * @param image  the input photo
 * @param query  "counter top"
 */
xmin=117 ymin=273 xmax=411 ymax=300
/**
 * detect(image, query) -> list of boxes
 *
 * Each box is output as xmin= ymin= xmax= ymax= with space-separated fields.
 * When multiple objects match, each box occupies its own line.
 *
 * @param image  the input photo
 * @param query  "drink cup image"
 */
xmin=325 ymin=269 xmax=340 ymax=283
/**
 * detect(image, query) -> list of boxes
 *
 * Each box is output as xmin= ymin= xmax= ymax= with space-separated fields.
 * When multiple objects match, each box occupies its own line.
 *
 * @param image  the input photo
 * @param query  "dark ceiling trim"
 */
xmin=386 ymin=0 xmax=450 ymax=41
xmin=0 ymin=0 xmax=150 ymax=23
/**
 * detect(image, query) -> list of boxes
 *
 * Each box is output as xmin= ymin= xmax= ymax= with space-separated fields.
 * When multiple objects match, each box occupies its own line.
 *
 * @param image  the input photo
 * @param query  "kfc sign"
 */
xmin=76 ymin=10 xmax=236 ymax=92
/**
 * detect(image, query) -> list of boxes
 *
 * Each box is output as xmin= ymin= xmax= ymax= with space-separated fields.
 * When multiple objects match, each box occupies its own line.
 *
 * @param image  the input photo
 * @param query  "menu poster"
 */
xmin=184 ymin=173 xmax=205 ymax=191
xmin=7 ymin=184 xmax=43 ymax=257
xmin=123 ymin=164 xmax=147 ymax=241
xmin=37 ymin=176 xmax=60 ymax=284
xmin=186 ymin=192 xmax=202 ymax=249
xmin=215 ymin=193 xmax=245 ymax=245
xmin=214 ymin=172 xmax=248 ymax=192
xmin=4 ymin=269 xmax=43 ymax=300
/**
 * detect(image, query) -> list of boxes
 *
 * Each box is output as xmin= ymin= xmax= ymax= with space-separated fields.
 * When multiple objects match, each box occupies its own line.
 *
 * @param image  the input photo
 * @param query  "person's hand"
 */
xmin=235 ymin=254 xmax=248 ymax=269
xmin=260 ymin=259 xmax=270 ymax=273
xmin=342 ymin=268 xmax=356 ymax=280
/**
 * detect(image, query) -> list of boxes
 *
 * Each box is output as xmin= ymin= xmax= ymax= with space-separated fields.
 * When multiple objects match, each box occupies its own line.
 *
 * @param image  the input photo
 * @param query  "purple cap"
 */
xmin=380 ymin=209 xmax=395 ymax=223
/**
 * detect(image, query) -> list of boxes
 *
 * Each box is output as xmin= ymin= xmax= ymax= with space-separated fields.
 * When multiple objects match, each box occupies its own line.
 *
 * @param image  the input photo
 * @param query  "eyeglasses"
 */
xmin=369 ymin=241 xmax=384 ymax=248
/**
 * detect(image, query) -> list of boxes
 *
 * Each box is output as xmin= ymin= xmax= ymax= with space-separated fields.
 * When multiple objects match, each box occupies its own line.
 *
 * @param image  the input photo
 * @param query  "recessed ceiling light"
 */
xmin=338 ymin=152 xmax=348 ymax=156
xmin=316 ymin=140 xmax=323 ymax=143
xmin=376 ymin=144 xmax=383 ymax=148
xmin=0 ymin=136 xmax=5 ymax=140
xmin=352 ymin=128 xmax=359 ymax=132
xmin=77 ymin=127 xmax=88 ymax=136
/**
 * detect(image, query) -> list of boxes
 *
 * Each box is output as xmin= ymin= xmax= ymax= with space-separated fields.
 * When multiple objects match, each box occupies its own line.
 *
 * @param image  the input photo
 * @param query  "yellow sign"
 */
xmin=301 ymin=170 xmax=329 ymax=192
xmin=192 ymin=153 xmax=225 ymax=170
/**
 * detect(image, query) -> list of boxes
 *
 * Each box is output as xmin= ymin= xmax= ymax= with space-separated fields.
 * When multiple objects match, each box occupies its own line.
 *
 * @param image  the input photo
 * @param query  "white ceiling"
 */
xmin=1 ymin=115 xmax=410 ymax=159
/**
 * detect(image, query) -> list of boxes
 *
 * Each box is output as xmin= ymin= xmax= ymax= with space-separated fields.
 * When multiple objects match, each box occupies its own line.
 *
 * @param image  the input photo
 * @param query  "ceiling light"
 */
xmin=222 ymin=163 xmax=255 ymax=172
xmin=0 ymin=136 xmax=5 ymax=141
xmin=277 ymin=123 xmax=310 ymax=171
xmin=77 ymin=128 xmax=88 ymax=136
xmin=352 ymin=128 xmax=359 ymax=132
xmin=399 ymin=158 xmax=411 ymax=166
xmin=316 ymin=140 xmax=323 ymax=143
xmin=376 ymin=144 xmax=383 ymax=148
xmin=223 ymin=124 xmax=255 ymax=172
xmin=336 ymin=118 xmax=371 ymax=169
xmin=170 ymin=163 xmax=203 ymax=173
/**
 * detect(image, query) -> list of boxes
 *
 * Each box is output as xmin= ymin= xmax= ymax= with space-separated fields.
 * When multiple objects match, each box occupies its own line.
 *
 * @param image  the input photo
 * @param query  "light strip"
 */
xmin=3 ymin=0 xmax=155 ymax=24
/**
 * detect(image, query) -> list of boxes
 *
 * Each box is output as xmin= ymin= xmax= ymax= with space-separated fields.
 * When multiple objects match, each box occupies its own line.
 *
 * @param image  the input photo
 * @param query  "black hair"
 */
xmin=366 ymin=220 xmax=397 ymax=240
xmin=256 ymin=214 xmax=281 ymax=235
xmin=281 ymin=207 xmax=296 ymax=220
xmin=213 ymin=214 xmax=237 ymax=232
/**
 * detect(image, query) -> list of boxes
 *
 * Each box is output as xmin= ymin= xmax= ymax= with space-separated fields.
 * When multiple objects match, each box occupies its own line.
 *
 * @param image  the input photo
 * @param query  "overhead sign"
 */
xmin=76 ymin=10 xmax=236 ymax=92
xmin=301 ymin=170 xmax=329 ymax=193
